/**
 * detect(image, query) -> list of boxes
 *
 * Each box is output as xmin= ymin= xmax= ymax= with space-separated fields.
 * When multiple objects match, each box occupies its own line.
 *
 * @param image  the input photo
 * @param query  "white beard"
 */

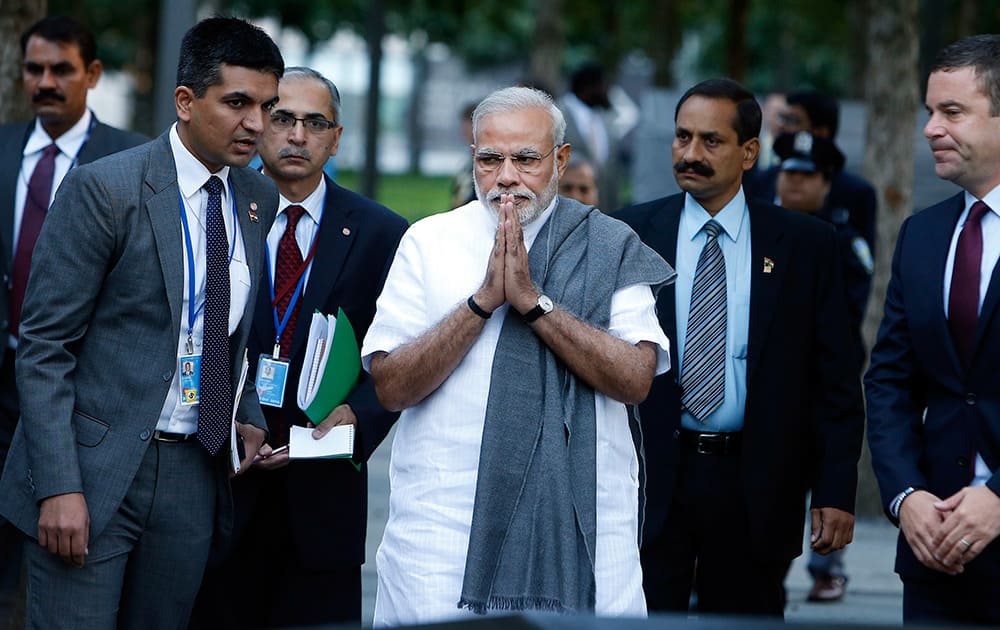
xmin=474 ymin=167 xmax=559 ymax=225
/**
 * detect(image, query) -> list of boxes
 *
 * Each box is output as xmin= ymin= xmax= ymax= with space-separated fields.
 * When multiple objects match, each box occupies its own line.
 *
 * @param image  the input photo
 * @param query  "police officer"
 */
xmin=774 ymin=130 xmax=872 ymax=602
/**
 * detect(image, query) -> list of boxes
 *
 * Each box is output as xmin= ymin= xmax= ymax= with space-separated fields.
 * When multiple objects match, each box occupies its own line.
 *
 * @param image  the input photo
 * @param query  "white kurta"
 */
xmin=361 ymin=200 xmax=670 ymax=627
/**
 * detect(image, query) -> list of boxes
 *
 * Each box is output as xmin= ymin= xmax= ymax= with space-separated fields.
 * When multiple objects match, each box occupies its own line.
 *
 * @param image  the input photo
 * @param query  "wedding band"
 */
xmin=960 ymin=537 xmax=973 ymax=551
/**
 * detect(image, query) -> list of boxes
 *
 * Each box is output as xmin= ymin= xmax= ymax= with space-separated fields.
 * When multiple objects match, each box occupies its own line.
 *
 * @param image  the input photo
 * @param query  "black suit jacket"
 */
xmin=866 ymin=193 xmax=1000 ymax=579
xmin=617 ymin=193 xmax=864 ymax=565
xmin=0 ymin=116 xmax=147 ymax=353
xmin=241 ymin=176 xmax=407 ymax=570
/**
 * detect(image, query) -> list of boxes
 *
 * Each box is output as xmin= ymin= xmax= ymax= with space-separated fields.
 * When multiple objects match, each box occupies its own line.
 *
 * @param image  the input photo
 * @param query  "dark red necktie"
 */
xmin=948 ymin=200 xmax=990 ymax=368
xmin=275 ymin=205 xmax=306 ymax=358
xmin=10 ymin=143 xmax=60 ymax=337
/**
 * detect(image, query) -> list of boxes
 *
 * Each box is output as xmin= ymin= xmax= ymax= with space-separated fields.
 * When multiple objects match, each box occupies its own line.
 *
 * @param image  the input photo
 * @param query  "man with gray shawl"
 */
xmin=362 ymin=86 xmax=675 ymax=625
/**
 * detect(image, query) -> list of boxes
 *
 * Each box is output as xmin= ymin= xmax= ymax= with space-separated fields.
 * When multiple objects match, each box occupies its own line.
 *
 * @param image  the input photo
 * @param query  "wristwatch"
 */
xmin=523 ymin=294 xmax=554 ymax=323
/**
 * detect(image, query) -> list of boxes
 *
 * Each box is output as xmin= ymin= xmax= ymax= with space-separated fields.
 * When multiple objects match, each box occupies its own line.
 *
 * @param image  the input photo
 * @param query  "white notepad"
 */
xmin=288 ymin=423 xmax=355 ymax=459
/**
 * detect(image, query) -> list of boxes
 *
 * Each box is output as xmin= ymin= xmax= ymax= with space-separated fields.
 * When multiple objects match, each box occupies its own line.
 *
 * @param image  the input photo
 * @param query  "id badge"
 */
xmin=178 ymin=354 xmax=202 ymax=406
xmin=256 ymin=355 xmax=289 ymax=407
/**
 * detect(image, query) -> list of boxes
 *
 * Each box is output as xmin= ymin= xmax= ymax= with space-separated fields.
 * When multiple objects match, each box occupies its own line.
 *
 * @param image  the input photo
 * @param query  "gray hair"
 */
xmin=472 ymin=86 xmax=566 ymax=147
xmin=282 ymin=66 xmax=342 ymax=125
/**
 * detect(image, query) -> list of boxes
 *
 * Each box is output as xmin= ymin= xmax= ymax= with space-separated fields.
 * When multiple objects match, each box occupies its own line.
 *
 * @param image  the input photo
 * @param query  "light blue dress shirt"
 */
xmin=676 ymin=189 xmax=752 ymax=432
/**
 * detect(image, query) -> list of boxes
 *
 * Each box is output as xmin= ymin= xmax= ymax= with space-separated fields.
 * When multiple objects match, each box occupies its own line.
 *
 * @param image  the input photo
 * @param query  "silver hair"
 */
xmin=472 ymin=86 xmax=566 ymax=146
xmin=281 ymin=66 xmax=342 ymax=125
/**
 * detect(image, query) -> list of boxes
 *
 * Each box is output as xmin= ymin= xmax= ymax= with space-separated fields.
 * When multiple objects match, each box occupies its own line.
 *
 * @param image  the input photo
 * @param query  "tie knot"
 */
xmin=969 ymin=200 xmax=991 ymax=224
xmin=42 ymin=143 xmax=60 ymax=159
xmin=284 ymin=204 xmax=306 ymax=228
xmin=203 ymin=176 xmax=224 ymax=197
xmin=703 ymin=220 xmax=723 ymax=239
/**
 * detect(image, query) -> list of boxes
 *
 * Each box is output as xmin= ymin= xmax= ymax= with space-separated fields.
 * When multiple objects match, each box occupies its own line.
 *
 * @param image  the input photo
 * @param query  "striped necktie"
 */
xmin=681 ymin=219 xmax=727 ymax=422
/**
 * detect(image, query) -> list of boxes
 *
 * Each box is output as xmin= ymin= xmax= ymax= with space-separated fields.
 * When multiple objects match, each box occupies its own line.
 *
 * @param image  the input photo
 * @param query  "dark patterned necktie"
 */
xmin=275 ymin=205 xmax=306 ymax=358
xmin=10 ymin=143 xmax=60 ymax=337
xmin=949 ymin=200 xmax=990 ymax=368
xmin=198 ymin=176 xmax=232 ymax=456
xmin=681 ymin=219 xmax=727 ymax=422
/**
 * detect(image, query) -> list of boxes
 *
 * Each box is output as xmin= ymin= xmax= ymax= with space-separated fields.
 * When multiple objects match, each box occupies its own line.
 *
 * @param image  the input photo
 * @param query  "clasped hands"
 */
xmin=899 ymin=486 xmax=1000 ymax=575
xmin=473 ymin=194 xmax=542 ymax=317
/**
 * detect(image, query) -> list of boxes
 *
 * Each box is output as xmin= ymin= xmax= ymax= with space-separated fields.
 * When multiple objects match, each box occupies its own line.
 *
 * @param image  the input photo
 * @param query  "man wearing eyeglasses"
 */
xmin=190 ymin=67 xmax=407 ymax=628
xmin=362 ymin=86 xmax=674 ymax=625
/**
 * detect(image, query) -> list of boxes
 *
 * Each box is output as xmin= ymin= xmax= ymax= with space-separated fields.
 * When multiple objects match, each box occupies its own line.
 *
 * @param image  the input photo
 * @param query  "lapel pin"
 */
xmin=342 ymin=227 xmax=351 ymax=236
xmin=248 ymin=201 xmax=259 ymax=223
xmin=763 ymin=257 xmax=774 ymax=273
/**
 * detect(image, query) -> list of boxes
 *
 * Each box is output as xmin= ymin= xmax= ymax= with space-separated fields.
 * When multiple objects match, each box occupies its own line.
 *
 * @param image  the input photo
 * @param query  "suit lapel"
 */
xmin=289 ymin=178 xmax=357 ymax=359
xmin=746 ymin=202 xmax=787 ymax=378
xmin=917 ymin=194 xmax=964 ymax=373
xmin=231 ymin=169 xmax=264 ymax=342
xmin=650 ymin=196 xmax=682 ymax=372
xmin=0 ymin=123 xmax=32 ymax=268
xmin=144 ymin=134 xmax=184 ymax=339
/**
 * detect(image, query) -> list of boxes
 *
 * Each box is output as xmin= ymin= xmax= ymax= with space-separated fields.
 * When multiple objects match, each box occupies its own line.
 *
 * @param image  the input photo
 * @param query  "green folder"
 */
xmin=296 ymin=308 xmax=361 ymax=425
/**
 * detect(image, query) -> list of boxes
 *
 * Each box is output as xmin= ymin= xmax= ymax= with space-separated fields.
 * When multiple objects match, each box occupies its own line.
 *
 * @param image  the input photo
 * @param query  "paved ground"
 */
xmin=361 ymin=426 xmax=905 ymax=628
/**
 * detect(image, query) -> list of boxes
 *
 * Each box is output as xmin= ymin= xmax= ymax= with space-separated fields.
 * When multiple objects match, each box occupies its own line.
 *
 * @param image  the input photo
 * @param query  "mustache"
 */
xmin=33 ymin=89 xmax=65 ymax=103
xmin=674 ymin=159 xmax=715 ymax=177
xmin=486 ymin=187 xmax=535 ymax=203
xmin=277 ymin=147 xmax=309 ymax=160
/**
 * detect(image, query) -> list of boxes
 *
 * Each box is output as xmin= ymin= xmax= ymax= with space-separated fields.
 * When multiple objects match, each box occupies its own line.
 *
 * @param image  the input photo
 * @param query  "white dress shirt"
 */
xmin=362 ymin=198 xmax=670 ymax=626
xmin=154 ymin=124 xmax=251 ymax=435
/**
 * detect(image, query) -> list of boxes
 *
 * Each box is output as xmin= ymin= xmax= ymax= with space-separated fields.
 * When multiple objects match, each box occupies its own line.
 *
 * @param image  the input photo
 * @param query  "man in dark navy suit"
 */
xmin=617 ymin=78 xmax=864 ymax=618
xmin=866 ymin=34 xmax=1000 ymax=625
xmin=191 ymin=67 xmax=406 ymax=628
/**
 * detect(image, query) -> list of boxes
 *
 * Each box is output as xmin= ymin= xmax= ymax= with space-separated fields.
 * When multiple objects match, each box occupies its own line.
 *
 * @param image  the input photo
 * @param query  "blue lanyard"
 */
xmin=265 ymin=199 xmax=324 ymax=357
xmin=178 ymin=180 xmax=238 ymax=352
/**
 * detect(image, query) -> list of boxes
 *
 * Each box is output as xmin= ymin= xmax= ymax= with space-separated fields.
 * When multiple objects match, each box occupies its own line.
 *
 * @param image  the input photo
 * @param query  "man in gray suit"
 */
xmin=0 ymin=16 xmax=145 ymax=625
xmin=0 ymin=16 xmax=283 ymax=629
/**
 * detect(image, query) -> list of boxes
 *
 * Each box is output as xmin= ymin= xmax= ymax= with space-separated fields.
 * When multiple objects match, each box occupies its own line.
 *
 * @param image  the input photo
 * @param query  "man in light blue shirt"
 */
xmin=618 ymin=78 xmax=864 ymax=618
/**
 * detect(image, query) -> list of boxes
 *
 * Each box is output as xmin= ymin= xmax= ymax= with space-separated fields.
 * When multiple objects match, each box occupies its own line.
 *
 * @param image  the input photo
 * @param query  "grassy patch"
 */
xmin=333 ymin=171 xmax=454 ymax=224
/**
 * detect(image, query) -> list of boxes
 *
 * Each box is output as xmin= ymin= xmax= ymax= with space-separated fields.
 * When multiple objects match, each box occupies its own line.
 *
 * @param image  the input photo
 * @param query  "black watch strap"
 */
xmin=467 ymin=295 xmax=491 ymax=319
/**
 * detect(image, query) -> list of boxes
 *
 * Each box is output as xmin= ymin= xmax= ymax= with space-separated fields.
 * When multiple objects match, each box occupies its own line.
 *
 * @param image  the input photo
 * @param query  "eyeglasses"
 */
xmin=474 ymin=145 xmax=560 ymax=174
xmin=269 ymin=112 xmax=338 ymax=134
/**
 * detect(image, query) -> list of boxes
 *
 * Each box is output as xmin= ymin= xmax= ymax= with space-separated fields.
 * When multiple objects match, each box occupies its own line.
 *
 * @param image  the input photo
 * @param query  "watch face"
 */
xmin=539 ymin=295 xmax=554 ymax=312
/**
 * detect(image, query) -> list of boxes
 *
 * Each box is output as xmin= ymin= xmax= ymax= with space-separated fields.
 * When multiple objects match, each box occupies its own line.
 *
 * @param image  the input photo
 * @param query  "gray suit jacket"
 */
xmin=0 ymin=132 xmax=276 ymax=544
xmin=0 ymin=116 xmax=147 ymax=358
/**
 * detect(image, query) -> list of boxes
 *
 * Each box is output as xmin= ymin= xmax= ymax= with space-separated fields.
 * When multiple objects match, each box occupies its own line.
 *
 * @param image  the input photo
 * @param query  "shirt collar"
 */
xmin=967 ymin=183 xmax=1000 ymax=217
xmin=682 ymin=187 xmax=748 ymax=243
xmin=24 ymin=108 xmax=93 ymax=158
xmin=169 ymin=122 xmax=230 ymax=202
xmin=278 ymin=176 xmax=326 ymax=224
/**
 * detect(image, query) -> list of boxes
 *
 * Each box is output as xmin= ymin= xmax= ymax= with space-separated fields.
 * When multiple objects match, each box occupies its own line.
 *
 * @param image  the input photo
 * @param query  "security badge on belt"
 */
xmin=256 ymin=344 xmax=290 ymax=407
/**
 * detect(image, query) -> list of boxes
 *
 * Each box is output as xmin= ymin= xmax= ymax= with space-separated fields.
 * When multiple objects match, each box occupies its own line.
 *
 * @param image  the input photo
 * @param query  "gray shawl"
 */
xmin=458 ymin=197 xmax=676 ymax=614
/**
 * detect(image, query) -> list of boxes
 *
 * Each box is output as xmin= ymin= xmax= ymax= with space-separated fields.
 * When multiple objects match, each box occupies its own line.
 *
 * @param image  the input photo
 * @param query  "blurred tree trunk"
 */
xmin=649 ymin=0 xmax=681 ymax=87
xmin=406 ymin=35 xmax=428 ymax=175
xmin=362 ymin=0 xmax=385 ymax=200
xmin=0 ymin=0 xmax=46 ymax=124
xmin=529 ymin=0 xmax=563 ymax=94
xmin=725 ymin=0 xmax=749 ymax=82
xmin=858 ymin=0 xmax=919 ymax=518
